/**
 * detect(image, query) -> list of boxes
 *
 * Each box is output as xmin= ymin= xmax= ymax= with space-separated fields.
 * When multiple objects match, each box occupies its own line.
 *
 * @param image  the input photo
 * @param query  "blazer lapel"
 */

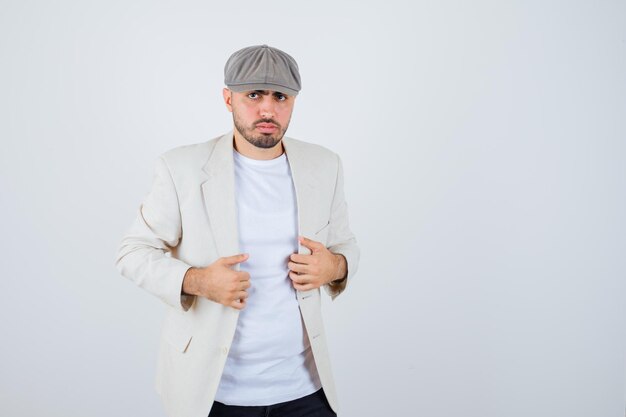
xmin=282 ymin=137 xmax=320 ymax=253
xmin=201 ymin=131 xmax=240 ymax=262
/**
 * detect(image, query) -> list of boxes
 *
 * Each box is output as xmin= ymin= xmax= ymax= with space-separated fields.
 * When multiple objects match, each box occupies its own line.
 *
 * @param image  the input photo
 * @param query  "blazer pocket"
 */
xmin=162 ymin=314 xmax=193 ymax=353
xmin=314 ymin=220 xmax=331 ymax=245
xmin=314 ymin=220 xmax=330 ymax=236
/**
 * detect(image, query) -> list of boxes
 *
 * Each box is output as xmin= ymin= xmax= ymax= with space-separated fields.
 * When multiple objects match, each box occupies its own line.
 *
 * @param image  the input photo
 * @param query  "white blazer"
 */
xmin=115 ymin=130 xmax=360 ymax=417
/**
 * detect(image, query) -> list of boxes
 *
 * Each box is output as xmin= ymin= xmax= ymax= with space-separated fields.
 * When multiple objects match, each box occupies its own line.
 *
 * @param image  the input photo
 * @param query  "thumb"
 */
xmin=299 ymin=236 xmax=320 ymax=252
xmin=220 ymin=253 xmax=249 ymax=266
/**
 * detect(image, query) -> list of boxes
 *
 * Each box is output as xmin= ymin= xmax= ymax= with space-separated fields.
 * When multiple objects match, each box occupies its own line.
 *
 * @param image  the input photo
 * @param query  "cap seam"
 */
xmin=264 ymin=49 xmax=269 ymax=84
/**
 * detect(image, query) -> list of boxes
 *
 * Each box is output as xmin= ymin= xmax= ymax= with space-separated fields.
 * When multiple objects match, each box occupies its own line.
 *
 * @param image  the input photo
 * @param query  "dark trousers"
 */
xmin=208 ymin=388 xmax=337 ymax=417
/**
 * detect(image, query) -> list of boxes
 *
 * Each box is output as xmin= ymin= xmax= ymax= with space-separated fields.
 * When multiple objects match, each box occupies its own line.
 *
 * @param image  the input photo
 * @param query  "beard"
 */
xmin=232 ymin=111 xmax=290 ymax=149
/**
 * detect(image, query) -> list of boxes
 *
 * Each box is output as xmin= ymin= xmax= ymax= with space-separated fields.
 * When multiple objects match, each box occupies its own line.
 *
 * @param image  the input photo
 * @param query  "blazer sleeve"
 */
xmin=323 ymin=153 xmax=360 ymax=300
xmin=114 ymin=155 xmax=196 ymax=312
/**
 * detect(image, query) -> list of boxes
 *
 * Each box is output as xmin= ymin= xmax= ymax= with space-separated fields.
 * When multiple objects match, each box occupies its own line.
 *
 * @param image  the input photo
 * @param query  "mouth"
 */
xmin=256 ymin=123 xmax=278 ymax=133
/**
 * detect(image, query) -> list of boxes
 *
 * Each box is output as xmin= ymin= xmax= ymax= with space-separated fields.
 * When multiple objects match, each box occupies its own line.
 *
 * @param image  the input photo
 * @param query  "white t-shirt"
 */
xmin=214 ymin=148 xmax=322 ymax=406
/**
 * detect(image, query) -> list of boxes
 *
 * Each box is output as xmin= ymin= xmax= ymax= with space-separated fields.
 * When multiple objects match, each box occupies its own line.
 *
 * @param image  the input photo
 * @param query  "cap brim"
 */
xmin=226 ymin=83 xmax=299 ymax=97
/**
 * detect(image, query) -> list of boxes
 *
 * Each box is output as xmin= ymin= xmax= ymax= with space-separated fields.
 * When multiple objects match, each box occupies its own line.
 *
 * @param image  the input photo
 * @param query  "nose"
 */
xmin=259 ymin=96 xmax=276 ymax=119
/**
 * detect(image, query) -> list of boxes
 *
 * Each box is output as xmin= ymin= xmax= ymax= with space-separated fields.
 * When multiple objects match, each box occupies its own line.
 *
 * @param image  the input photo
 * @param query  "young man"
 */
xmin=115 ymin=44 xmax=360 ymax=417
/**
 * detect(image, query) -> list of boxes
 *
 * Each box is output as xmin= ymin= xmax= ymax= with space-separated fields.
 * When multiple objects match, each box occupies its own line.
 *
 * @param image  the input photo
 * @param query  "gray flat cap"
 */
xmin=224 ymin=44 xmax=301 ymax=96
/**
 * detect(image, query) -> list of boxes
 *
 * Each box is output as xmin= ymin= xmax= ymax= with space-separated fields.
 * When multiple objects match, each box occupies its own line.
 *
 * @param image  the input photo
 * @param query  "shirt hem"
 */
xmin=215 ymin=380 xmax=323 ymax=407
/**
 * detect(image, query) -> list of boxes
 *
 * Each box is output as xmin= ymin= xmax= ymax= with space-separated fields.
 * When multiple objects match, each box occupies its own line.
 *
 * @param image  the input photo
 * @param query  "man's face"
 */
xmin=223 ymin=89 xmax=295 ymax=149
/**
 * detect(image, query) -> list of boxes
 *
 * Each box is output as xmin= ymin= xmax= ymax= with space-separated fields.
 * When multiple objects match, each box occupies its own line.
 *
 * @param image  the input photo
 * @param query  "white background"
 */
xmin=1 ymin=1 xmax=624 ymax=416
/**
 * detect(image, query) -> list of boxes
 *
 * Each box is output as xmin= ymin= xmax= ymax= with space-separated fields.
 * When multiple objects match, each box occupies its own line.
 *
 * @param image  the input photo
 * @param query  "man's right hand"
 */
xmin=182 ymin=253 xmax=251 ymax=310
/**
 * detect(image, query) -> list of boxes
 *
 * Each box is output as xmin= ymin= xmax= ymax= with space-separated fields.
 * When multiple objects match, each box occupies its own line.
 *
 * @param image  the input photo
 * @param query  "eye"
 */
xmin=274 ymin=93 xmax=287 ymax=101
xmin=247 ymin=92 xmax=259 ymax=99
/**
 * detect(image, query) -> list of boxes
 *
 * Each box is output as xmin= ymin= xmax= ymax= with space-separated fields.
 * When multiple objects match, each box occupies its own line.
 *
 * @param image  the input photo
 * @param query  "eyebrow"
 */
xmin=252 ymin=90 xmax=288 ymax=97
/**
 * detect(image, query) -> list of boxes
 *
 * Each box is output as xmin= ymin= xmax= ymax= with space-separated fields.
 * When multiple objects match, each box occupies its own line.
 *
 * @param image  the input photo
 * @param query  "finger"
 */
xmin=289 ymin=270 xmax=312 ymax=284
xmin=237 ymin=270 xmax=251 ymax=281
xmin=221 ymin=253 xmax=249 ymax=266
xmin=287 ymin=261 xmax=308 ymax=274
xmin=289 ymin=253 xmax=309 ymax=263
xmin=231 ymin=298 xmax=246 ymax=310
xmin=292 ymin=282 xmax=315 ymax=291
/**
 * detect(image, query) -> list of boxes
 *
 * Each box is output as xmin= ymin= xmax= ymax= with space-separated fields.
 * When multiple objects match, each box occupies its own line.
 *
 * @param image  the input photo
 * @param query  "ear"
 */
xmin=223 ymin=88 xmax=233 ymax=112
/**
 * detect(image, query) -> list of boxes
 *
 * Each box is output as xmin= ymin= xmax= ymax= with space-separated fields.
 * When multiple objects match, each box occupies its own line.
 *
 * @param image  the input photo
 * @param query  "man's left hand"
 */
xmin=288 ymin=235 xmax=341 ymax=291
